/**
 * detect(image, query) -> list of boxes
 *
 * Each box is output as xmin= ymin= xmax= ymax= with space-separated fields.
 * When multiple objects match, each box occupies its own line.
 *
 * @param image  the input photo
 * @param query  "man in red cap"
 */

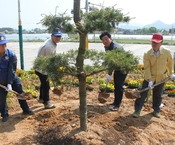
xmin=132 ymin=33 xmax=175 ymax=118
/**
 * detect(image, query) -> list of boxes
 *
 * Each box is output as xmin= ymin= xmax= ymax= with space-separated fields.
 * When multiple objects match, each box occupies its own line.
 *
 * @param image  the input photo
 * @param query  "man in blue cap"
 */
xmin=35 ymin=28 xmax=62 ymax=109
xmin=0 ymin=33 xmax=34 ymax=122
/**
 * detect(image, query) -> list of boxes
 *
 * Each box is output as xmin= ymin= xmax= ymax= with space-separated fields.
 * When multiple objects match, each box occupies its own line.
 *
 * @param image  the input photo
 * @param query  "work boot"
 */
xmin=152 ymin=111 xmax=160 ymax=118
xmin=44 ymin=101 xmax=56 ymax=109
xmin=23 ymin=110 xmax=34 ymax=115
xmin=133 ymin=110 xmax=141 ymax=118
xmin=2 ymin=116 xmax=8 ymax=122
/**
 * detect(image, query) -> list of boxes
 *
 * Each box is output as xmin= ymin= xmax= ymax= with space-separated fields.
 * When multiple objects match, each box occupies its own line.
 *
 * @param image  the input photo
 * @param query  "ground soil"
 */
xmin=0 ymin=84 xmax=175 ymax=145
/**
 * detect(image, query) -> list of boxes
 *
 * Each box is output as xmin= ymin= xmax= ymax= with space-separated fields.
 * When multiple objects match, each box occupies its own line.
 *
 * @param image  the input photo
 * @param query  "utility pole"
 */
xmin=85 ymin=0 xmax=89 ymax=49
xmin=18 ymin=0 xmax=24 ymax=70
xmin=85 ymin=0 xmax=89 ymax=13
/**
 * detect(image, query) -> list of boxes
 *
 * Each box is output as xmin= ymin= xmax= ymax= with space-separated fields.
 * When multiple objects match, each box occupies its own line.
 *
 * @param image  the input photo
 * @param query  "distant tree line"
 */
xmin=0 ymin=27 xmax=47 ymax=34
xmin=120 ymin=26 xmax=169 ymax=35
xmin=0 ymin=26 xmax=170 ymax=35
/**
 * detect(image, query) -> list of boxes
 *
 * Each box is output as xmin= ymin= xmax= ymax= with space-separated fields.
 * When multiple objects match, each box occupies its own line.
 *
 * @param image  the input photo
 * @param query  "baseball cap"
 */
xmin=150 ymin=33 xmax=163 ymax=43
xmin=0 ymin=34 xmax=8 ymax=45
xmin=52 ymin=28 xmax=62 ymax=37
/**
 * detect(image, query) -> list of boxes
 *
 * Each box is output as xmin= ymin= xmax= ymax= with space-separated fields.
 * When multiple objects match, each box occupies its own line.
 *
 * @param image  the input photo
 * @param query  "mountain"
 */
xmin=118 ymin=20 xmax=175 ymax=30
xmin=144 ymin=20 xmax=173 ymax=30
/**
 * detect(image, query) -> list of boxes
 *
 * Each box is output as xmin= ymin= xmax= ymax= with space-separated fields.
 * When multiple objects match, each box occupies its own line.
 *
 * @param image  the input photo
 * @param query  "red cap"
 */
xmin=150 ymin=33 xmax=163 ymax=43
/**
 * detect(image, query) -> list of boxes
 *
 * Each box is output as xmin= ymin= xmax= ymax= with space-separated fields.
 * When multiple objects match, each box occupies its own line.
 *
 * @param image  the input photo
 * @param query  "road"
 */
xmin=7 ymin=42 xmax=175 ymax=71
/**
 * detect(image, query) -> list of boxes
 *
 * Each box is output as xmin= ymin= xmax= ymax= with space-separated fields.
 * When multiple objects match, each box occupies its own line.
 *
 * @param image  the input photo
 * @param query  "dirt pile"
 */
xmin=0 ymin=85 xmax=175 ymax=145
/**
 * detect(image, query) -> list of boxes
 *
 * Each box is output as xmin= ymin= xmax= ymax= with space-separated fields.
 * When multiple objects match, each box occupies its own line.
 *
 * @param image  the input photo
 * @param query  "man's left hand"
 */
xmin=6 ymin=84 xmax=12 ymax=92
xmin=170 ymin=74 xmax=175 ymax=80
xmin=106 ymin=74 xmax=112 ymax=82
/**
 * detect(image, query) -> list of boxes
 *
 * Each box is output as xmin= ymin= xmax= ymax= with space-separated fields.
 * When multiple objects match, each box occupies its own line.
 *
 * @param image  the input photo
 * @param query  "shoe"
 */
xmin=111 ymin=106 xmax=119 ymax=111
xmin=37 ymin=99 xmax=44 ymax=103
xmin=44 ymin=102 xmax=56 ymax=109
xmin=159 ymin=103 xmax=164 ymax=108
xmin=133 ymin=110 xmax=141 ymax=118
xmin=2 ymin=116 xmax=8 ymax=122
xmin=23 ymin=110 xmax=34 ymax=115
xmin=152 ymin=111 xmax=160 ymax=118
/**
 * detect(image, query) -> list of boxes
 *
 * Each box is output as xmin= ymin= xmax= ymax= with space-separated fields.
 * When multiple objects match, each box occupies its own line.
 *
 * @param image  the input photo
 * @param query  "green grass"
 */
xmin=10 ymin=37 xmax=175 ymax=45
xmin=88 ymin=39 xmax=175 ymax=45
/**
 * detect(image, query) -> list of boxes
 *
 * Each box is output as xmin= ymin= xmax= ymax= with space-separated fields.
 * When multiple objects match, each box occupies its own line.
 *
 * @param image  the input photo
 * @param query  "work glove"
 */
xmin=170 ymin=74 xmax=175 ymax=80
xmin=106 ymin=74 xmax=112 ymax=82
xmin=148 ymin=81 xmax=154 ymax=89
xmin=6 ymin=84 xmax=12 ymax=92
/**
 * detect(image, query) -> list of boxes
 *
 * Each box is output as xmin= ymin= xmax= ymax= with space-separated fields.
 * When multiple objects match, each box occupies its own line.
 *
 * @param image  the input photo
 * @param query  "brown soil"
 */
xmin=0 ymin=84 xmax=175 ymax=145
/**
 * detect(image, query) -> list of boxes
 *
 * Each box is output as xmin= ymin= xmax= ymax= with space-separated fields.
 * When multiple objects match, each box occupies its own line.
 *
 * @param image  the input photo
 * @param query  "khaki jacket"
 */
xmin=143 ymin=47 xmax=174 ymax=82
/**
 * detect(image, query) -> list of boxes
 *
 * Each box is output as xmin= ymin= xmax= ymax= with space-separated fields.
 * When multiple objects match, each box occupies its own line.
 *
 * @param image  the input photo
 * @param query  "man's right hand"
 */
xmin=148 ymin=81 xmax=154 ymax=89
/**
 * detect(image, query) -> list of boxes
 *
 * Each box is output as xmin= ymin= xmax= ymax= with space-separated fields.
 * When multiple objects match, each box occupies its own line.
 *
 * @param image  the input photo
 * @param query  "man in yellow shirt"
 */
xmin=133 ymin=33 xmax=175 ymax=118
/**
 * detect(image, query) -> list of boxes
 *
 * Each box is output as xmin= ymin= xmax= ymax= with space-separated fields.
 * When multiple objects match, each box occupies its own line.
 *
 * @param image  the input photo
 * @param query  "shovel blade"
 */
xmin=125 ymin=89 xmax=141 ymax=99
xmin=98 ymin=92 xmax=110 ymax=103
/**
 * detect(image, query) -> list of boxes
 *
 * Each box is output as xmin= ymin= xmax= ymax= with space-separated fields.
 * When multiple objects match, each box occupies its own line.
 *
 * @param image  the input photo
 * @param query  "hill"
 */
xmin=118 ymin=20 xmax=175 ymax=30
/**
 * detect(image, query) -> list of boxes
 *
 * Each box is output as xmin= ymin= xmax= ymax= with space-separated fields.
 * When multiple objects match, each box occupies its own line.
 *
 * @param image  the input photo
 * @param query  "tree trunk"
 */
xmin=76 ymin=33 xmax=88 ymax=131
xmin=78 ymin=72 xmax=87 ymax=131
xmin=74 ymin=0 xmax=88 ymax=131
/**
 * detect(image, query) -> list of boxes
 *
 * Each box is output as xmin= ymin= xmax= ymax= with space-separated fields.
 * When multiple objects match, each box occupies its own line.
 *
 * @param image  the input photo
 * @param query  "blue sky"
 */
xmin=1 ymin=0 xmax=175 ymax=30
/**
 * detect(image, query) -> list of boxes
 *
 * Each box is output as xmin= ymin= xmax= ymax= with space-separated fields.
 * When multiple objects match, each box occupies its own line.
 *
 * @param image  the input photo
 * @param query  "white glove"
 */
xmin=148 ymin=81 xmax=154 ymax=89
xmin=6 ymin=84 xmax=12 ymax=92
xmin=106 ymin=74 xmax=112 ymax=82
xmin=170 ymin=74 xmax=175 ymax=80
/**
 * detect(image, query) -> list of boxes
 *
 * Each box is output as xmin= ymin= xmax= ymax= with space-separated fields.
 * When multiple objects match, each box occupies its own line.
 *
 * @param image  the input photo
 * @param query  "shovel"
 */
xmin=125 ymin=77 xmax=170 ymax=99
xmin=98 ymin=80 xmax=110 ymax=103
xmin=0 ymin=84 xmax=29 ymax=100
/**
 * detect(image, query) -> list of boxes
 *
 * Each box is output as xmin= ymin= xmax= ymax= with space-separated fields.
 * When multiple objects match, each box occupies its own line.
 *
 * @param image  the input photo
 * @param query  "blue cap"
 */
xmin=0 ymin=34 xmax=8 ymax=45
xmin=52 ymin=28 xmax=62 ymax=37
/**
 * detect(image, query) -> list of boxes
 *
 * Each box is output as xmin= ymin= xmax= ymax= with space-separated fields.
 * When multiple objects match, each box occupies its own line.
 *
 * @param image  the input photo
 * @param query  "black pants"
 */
xmin=134 ymin=80 xmax=164 ymax=112
xmin=113 ymin=70 xmax=127 ymax=107
xmin=35 ymin=71 xmax=50 ymax=103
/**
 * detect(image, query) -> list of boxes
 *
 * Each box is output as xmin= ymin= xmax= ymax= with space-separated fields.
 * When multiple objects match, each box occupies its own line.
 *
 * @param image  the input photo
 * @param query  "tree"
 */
xmin=38 ymin=6 xmax=74 ymax=33
xmin=72 ymin=0 xmax=133 ymax=131
xmin=34 ymin=0 xmax=137 ymax=131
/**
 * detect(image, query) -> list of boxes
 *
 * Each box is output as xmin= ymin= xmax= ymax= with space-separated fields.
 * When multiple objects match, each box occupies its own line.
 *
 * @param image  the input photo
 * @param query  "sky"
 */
xmin=1 ymin=0 xmax=175 ymax=30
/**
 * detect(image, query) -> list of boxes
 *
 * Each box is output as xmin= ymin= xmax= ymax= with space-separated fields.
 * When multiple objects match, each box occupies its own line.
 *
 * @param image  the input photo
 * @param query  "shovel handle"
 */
xmin=139 ymin=77 xmax=171 ymax=93
xmin=0 ymin=84 xmax=22 ymax=96
xmin=0 ymin=84 xmax=28 ymax=100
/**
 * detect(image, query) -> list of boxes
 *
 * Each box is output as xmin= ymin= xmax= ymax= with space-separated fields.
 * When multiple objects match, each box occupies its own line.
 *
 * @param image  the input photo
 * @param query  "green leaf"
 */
xmin=104 ymin=49 xmax=139 ymax=74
